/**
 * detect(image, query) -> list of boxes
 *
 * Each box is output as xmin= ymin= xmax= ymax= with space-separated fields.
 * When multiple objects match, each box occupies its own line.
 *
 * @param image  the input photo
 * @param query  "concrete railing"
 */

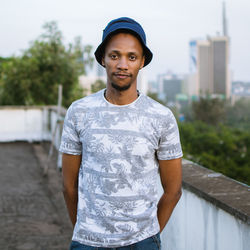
xmin=0 ymin=106 xmax=249 ymax=250
xmin=0 ymin=106 xmax=66 ymax=149
xmin=159 ymin=159 xmax=250 ymax=250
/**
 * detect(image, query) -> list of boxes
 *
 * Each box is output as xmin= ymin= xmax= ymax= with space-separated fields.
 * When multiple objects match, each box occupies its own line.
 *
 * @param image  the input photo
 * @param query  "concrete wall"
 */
xmin=0 ymin=106 xmax=249 ymax=250
xmin=158 ymin=184 xmax=250 ymax=250
xmin=0 ymin=107 xmax=48 ymax=141
xmin=0 ymin=106 xmax=64 ymax=149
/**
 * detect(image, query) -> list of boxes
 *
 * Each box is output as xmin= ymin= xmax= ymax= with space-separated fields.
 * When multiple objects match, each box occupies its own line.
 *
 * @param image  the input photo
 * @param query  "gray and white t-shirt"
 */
xmin=59 ymin=89 xmax=183 ymax=247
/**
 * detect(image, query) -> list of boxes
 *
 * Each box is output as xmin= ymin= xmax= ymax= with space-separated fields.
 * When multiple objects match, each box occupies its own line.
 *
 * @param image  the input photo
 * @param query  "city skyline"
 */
xmin=1 ymin=0 xmax=250 ymax=82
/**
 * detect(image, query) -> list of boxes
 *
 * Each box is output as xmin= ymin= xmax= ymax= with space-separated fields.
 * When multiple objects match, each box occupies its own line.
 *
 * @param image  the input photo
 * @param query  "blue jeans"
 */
xmin=69 ymin=233 xmax=161 ymax=250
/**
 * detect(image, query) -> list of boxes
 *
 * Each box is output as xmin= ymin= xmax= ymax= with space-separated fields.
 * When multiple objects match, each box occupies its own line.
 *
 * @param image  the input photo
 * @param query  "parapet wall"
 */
xmin=0 ymin=106 xmax=65 ymax=149
xmin=159 ymin=159 xmax=250 ymax=250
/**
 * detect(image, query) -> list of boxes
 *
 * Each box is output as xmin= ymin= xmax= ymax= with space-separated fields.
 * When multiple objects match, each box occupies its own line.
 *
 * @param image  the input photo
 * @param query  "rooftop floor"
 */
xmin=0 ymin=142 xmax=72 ymax=250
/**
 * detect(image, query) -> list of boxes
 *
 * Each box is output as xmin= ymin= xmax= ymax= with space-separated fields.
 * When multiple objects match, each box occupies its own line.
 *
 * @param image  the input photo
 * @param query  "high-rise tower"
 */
xmin=188 ymin=2 xmax=231 ymax=99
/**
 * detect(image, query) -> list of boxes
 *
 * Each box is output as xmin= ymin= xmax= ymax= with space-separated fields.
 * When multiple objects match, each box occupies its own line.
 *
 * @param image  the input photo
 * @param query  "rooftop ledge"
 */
xmin=0 ymin=105 xmax=67 ymax=115
xmin=182 ymin=159 xmax=250 ymax=225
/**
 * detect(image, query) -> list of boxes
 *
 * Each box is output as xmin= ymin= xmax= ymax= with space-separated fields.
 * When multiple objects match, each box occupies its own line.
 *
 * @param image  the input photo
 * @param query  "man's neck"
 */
xmin=105 ymin=87 xmax=139 ymax=105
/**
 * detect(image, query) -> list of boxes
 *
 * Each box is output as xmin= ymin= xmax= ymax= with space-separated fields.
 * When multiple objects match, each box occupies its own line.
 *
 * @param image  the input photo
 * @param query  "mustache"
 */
xmin=113 ymin=72 xmax=132 ymax=77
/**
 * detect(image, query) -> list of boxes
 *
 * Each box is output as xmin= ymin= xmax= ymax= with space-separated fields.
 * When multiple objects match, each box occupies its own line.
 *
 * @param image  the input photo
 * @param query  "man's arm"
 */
xmin=157 ymin=158 xmax=182 ymax=232
xmin=62 ymin=153 xmax=82 ymax=226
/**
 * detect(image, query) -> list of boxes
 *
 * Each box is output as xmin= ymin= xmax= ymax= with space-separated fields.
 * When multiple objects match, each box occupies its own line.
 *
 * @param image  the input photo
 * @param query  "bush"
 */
xmin=179 ymin=121 xmax=250 ymax=185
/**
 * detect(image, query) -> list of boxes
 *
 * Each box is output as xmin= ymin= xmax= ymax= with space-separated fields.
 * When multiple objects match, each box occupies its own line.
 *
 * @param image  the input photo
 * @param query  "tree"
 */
xmin=0 ymin=21 xmax=93 ymax=107
xmin=179 ymin=121 xmax=250 ymax=185
xmin=225 ymin=98 xmax=250 ymax=129
xmin=192 ymin=95 xmax=226 ymax=126
xmin=147 ymin=91 xmax=166 ymax=106
xmin=91 ymin=79 xmax=106 ymax=93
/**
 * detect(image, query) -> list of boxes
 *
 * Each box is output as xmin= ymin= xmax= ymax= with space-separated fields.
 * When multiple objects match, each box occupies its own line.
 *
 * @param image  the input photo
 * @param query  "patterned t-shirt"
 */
xmin=59 ymin=89 xmax=183 ymax=247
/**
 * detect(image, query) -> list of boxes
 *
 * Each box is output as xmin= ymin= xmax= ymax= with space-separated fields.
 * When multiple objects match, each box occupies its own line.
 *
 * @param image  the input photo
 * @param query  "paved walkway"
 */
xmin=0 ymin=142 xmax=72 ymax=250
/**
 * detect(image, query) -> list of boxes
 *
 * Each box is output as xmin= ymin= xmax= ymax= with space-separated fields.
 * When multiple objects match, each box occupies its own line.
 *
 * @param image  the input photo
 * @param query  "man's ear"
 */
xmin=101 ymin=57 xmax=105 ymax=68
xmin=140 ymin=56 xmax=145 ymax=69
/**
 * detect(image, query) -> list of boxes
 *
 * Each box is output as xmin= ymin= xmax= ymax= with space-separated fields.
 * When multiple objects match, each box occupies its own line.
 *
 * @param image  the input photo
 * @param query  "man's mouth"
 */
xmin=113 ymin=73 xmax=131 ymax=79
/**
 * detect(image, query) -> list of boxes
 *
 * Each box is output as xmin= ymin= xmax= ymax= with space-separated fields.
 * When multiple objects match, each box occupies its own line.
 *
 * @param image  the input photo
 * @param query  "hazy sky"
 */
xmin=1 ymin=0 xmax=250 ymax=81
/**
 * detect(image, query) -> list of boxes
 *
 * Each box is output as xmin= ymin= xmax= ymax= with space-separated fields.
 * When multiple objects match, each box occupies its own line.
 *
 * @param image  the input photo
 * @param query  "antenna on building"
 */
xmin=222 ymin=1 xmax=228 ymax=37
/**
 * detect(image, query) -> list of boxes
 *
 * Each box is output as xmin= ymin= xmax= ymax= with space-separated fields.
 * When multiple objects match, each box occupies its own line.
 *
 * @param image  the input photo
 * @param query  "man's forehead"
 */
xmin=106 ymin=49 xmax=141 ymax=55
xmin=105 ymin=33 xmax=144 ymax=51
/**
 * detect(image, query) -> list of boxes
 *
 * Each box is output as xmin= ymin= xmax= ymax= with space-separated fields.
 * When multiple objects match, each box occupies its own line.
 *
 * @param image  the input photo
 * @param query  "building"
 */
xmin=201 ymin=36 xmax=230 ymax=98
xmin=189 ymin=36 xmax=231 ymax=99
xmin=197 ymin=39 xmax=212 ymax=95
xmin=187 ymin=2 xmax=231 ymax=99
xmin=231 ymin=81 xmax=250 ymax=104
xmin=211 ymin=36 xmax=230 ymax=98
xmin=182 ymin=73 xmax=198 ymax=101
xmin=157 ymin=73 xmax=183 ymax=104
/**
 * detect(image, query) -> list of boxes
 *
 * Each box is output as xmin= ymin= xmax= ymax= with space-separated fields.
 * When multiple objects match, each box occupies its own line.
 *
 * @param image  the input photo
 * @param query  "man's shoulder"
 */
xmin=140 ymin=94 xmax=173 ymax=117
xmin=70 ymin=89 xmax=104 ymax=111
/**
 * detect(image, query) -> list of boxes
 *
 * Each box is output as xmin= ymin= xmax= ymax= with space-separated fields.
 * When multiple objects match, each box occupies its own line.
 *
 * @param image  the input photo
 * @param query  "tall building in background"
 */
xmin=231 ymin=81 xmax=250 ymax=104
xmin=184 ymin=40 xmax=199 ymax=99
xmin=187 ymin=2 xmax=231 ymax=99
xmin=157 ymin=72 xmax=183 ymax=103
xmin=196 ymin=36 xmax=230 ymax=98
xmin=197 ymin=40 xmax=212 ymax=95
xmin=211 ymin=36 xmax=230 ymax=98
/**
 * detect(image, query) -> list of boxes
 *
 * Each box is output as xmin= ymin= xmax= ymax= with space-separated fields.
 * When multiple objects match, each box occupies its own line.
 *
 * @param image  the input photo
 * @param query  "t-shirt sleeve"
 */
xmin=156 ymin=111 xmax=183 ymax=160
xmin=59 ymin=104 xmax=82 ymax=155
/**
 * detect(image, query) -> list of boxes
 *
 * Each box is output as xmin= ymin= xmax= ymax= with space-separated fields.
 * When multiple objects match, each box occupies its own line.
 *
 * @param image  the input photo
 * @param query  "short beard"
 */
xmin=111 ymin=82 xmax=131 ymax=91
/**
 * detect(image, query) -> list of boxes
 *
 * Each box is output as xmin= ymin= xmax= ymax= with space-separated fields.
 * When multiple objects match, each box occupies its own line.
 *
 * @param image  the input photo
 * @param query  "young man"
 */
xmin=60 ymin=17 xmax=183 ymax=250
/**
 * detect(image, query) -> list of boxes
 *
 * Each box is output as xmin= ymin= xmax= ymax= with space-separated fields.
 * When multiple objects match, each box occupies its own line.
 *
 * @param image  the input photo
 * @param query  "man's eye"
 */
xmin=110 ymin=54 xmax=117 ymax=59
xmin=129 ymin=55 xmax=136 ymax=60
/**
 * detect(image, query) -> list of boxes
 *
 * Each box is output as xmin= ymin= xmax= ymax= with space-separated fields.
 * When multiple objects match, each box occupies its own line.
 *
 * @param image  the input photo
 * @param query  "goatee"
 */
xmin=111 ymin=82 xmax=131 ymax=91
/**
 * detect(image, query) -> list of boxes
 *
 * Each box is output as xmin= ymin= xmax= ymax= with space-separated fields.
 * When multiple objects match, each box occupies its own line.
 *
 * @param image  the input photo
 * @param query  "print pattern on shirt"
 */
xmin=59 ymin=89 xmax=183 ymax=247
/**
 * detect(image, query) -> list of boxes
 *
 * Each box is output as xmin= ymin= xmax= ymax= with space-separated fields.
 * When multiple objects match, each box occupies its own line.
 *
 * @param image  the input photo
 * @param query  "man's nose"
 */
xmin=117 ymin=57 xmax=128 ymax=70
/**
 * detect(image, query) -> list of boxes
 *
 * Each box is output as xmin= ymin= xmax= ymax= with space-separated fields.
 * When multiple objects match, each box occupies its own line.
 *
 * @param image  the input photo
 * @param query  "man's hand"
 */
xmin=157 ymin=158 xmax=182 ymax=232
xmin=62 ymin=153 xmax=82 ymax=226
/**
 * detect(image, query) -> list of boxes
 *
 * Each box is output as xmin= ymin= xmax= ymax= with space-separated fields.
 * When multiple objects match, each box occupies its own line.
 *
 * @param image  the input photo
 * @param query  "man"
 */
xmin=60 ymin=17 xmax=183 ymax=250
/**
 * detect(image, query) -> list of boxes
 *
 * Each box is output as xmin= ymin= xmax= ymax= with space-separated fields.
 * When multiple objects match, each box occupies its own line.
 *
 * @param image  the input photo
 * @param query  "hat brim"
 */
xmin=94 ymin=28 xmax=153 ymax=68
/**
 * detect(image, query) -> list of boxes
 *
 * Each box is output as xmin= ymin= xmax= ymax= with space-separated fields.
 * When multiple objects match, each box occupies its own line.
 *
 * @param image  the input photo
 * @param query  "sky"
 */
xmin=1 ymin=0 xmax=250 ymax=82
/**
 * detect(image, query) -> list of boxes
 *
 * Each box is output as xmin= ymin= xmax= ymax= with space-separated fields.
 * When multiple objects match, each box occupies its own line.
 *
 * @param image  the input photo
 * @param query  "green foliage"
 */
xmin=91 ymin=79 xmax=106 ymax=93
xmin=177 ymin=95 xmax=250 ymax=185
xmin=0 ymin=21 xmax=93 ymax=107
xmin=225 ymin=98 xmax=250 ymax=129
xmin=181 ymin=95 xmax=250 ymax=129
xmin=192 ymin=95 xmax=226 ymax=126
xmin=0 ymin=57 xmax=12 ymax=73
xmin=179 ymin=121 xmax=250 ymax=185
xmin=179 ymin=102 xmax=194 ymax=122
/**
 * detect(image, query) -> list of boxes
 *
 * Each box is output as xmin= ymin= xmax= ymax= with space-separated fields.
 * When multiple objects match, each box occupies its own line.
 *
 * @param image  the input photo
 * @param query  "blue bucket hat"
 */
xmin=94 ymin=17 xmax=153 ymax=67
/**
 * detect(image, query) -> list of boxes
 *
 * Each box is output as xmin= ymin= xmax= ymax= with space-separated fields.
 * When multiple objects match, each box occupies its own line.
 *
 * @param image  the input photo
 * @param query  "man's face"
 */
xmin=102 ymin=33 xmax=145 ymax=91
